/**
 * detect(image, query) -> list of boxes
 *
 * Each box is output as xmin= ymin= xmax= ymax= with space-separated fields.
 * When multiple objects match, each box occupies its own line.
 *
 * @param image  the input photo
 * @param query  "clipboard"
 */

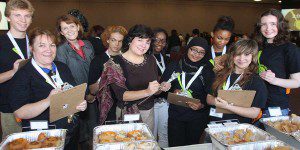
xmin=18 ymin=59 xmax=29 ymax=69
xmin=167 ymin=92 xmax=200 ymax=108
xmin=49 ymin=83 xmax=87 ymax=123
xmin=216 ymin=90 xmax=256 ymax=114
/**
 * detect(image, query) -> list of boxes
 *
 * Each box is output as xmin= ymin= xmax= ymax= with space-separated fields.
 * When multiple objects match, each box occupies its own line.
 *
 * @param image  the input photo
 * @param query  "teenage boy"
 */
xmin=0 ymin=0 xmax=34 ymax=137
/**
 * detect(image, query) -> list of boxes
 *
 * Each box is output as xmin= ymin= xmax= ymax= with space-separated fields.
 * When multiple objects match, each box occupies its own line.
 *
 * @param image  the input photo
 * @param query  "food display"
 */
xmin=269 ymin=146 xmax=292 ymax=150
xmin=125 ymin=141 xmax=159 ymax=150
xmin=260 ymin=115 xmax=300 ymax=148
xmin=212 ymin=129 xmax=255 ymax=145
xmin=0 ymin=129 xmax=66 ymax=150
xmin=7 ymin=132 xmax=62 ymax=149
xmin=93 ymin=123 xmax=156 ymax=150
xmin=98 ymin=130 xmax=149 ymax=144
xmin=266 ymin=114 xmax=300 ymax=134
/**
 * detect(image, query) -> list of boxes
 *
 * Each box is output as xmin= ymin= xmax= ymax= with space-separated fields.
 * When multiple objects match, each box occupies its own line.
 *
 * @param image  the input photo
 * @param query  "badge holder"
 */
xmin=23 ymin=120 xmax=56 ymax=131
xmin=268 ymin=107 xmax=283 ymax=117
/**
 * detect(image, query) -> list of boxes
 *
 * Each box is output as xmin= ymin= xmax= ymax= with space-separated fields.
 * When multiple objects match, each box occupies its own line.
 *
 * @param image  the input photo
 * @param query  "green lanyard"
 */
xmin=257 ymin=50 xmax=268 ymax=74
xmin=209 ymin=59 xmax=214 ymax=66
xmin=177 ymin=73 xmax=193 ymax=98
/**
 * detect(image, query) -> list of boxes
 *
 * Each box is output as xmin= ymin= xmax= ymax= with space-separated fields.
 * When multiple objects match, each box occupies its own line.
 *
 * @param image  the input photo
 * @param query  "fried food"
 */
xmin=25 ymin=141 xmax=42 ymax=149
xmin=267 ymin=118 xmax=300 ymax=133
xmin=97 ymin=130 xmax=149 ymax=143
xmin=136 ymin=142 xmax=155 ymax=150
xmin=271 ymin=146 xmax=292 ymax=150
xmin=37 ymin=132 xmax=47 ymax=142
xmin=214 ymin=129 xmax=255 ymax=145
xmin=8 ymin=138 xmax=28 ymax=150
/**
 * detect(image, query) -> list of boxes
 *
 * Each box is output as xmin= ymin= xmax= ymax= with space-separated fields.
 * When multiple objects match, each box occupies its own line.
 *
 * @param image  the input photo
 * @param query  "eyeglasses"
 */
xmin=190 ymin=48 xmax=206 ymax=56
xmin=154 ymin=38 xmax=166 ymax=45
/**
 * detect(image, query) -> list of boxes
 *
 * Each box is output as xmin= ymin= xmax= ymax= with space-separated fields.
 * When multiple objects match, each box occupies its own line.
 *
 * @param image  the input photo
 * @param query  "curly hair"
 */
xmin=55 ymin=14 xmax=84 ymax=44
xmin=211 ymin=39 xmax=258 ymax=95
xmin=213 ymin=16 xmax=235 ymax=33
xmin=122 ymin=24 xmax=153 ymax=52
xmin=100 ymin=26 xmax=127 ymax=48
xmin=254 ymin=9 xmax=290 ymax=46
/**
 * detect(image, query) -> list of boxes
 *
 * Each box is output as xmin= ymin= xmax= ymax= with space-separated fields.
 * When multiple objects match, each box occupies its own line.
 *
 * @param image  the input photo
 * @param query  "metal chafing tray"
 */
xmin=0 ymin=129 xmax=66 ymax=150
xmin=205 ymin=123 xmax=276 ymax=150
xmin=228 ymin=140 xmax=296 ymax=150
xmin=93 ymin=123 xmax=158 ymax=150
xmin=260 ymin=116 xmax=300 ymax=148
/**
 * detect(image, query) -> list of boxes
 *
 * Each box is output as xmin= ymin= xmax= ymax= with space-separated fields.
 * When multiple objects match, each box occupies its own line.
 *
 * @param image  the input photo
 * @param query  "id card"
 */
xmin=30 ymin=120 xmax=48 ymax=130
xmin=268 ymin=107 xmax=282 ymax=117
xmin=124 ymin=114 xmax=140 ymax=122
xmin=209 ymin=108 xmax=223 ymax=118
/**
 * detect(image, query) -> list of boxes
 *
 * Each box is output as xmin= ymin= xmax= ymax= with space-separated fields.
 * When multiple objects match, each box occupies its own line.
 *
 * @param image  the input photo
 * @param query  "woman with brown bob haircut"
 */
xmin=207 ymin=39 xmax=267 ymax=124
xmin=254 ymin=9 xmax=300 ymax=117
xmin=55 ymin=14 xmax=94 ymax=149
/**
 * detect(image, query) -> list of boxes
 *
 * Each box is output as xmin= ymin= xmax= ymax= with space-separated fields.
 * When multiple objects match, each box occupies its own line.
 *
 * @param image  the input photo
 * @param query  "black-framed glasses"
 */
xmin=154 ymin=38 xmax=166 ymax=45
xmin=190 ymin=48 xmax=206 ymax=56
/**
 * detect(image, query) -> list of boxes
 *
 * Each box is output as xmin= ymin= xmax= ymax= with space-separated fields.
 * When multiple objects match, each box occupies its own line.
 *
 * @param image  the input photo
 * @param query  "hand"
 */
xmin=76 ymin=100 xmax=87 ymax=111
xmin=260 ymin=70 xmax=278 ymax=85
xmin=215 ymin=97 xmax=229 ymax=109
xmin=146 ymin=81 xmax=160 ymax=95
xmin=160 ymin=82 xmax=171 ymax=92
xmin=47 ymin=89 xmax=62 ymax=103
xmin=187 ymin=101 xmax=204 ymax=110
xmin=12 ymin=59 xmax=23 ymax=72
xmin=213 ymin=55 xmax=227 ymax=72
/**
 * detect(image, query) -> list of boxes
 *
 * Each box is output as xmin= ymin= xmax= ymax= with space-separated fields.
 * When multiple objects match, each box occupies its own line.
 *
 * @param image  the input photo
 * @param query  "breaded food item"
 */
xmin=37 ymin=132 xmax=47 ymax=142
xmin=127 ymin=130 xmax=142 ymax=138
xmin=272 ymin=146 xmax=291 ymax=150
xmin=98 ymin=131 xmax=116 ymax=143
xmin=136 ymin=142 xmax=155 ymax=150
xmin=42 ymin=136 xmax=61 ymax=147
xmin=9 ymin=138 xmax=28 ymax=150
xmin=25 ymin=141 xmax=42 ymax=149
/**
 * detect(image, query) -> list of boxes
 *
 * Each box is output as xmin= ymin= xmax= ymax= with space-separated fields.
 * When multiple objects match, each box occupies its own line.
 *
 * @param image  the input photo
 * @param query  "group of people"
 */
xmin=0 ymin=0 xmax=300 ymax=149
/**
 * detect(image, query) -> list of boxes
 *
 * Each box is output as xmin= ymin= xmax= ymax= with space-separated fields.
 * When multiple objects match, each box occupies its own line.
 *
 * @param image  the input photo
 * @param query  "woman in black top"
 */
xmin=254 ymin=9 xmax=300 ymax=117
xmin=151 ymin=27 xmax=170 ymax=148
xmin=207 ymin=16 xmax=234 ymax=70
xmin=207 ymin=39 xmax=267 ymax=124
xmin=162 ymin=37 xmax=214 ymax=146
xmin=8 ymin=28 xmax=87 ymax=149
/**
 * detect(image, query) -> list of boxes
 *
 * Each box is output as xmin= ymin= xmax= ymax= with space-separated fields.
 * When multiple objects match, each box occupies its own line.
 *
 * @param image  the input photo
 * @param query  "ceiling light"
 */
xmin=278 ymin=0 xmax=282 ymax=3
xmin=254 ymin=0 xmax=262 ymax=1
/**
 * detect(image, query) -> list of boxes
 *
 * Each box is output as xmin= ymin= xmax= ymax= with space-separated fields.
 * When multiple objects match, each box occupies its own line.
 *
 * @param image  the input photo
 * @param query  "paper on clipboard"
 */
xmin=49 ymin=83 xmax=87 ymax=123
xmin=167 ymin=92 xmax=200 ymax=108
xmin=216 ymin=90 xmax=256 ymax=114
xmin=18 ymin=59 xmax=29 ymax=69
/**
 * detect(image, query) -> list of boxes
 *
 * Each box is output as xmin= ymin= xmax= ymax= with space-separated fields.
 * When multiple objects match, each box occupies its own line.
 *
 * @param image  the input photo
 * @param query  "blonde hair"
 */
xmin=5 ymin=0 xmax=34 ymax=17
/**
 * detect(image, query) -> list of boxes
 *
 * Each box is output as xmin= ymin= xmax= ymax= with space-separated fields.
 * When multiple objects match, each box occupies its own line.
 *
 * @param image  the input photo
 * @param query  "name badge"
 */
xmin=30 ymin=120 xmax=48 ymax=130
xmin=124 ymin=114 xmax=140 ymax=122
xmin=209 ymin=108 xmax=223 ymax=118
xmin=178 ymin=90 xmax=192 ymax=98
xmin=268 ymin=107 xmax=282 ymax=117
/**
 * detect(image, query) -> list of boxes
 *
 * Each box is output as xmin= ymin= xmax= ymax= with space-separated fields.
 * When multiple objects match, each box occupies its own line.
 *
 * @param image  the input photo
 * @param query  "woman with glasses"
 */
xmin=254 ymin=9 xmax=300 ymax=117
xmin=162 ymin=37 xmax=214 ymax=146
xmin=151 ymin=28 xmax=169 ymax=148
xmin=86 ymin=25 xmax=127 ymax=122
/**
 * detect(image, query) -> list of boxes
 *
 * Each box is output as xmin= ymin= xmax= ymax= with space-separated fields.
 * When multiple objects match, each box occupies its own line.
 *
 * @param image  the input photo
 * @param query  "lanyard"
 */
xmin=211 ymin=45 xmax=226 ymax=60
xmin=31 ymin=59 xmax=64 ymax=89
xmin=155 ymin=54 xmax=166 ymax=74
xmin=178 ymin=66 xmax=204 ymax=91
xmin=223 ymin=73 xmax=243 ymax=90
xmin=7 ymin=31 xmax=30 ymax=59
xmin=105 ymin=50 xmax=111 ymax=58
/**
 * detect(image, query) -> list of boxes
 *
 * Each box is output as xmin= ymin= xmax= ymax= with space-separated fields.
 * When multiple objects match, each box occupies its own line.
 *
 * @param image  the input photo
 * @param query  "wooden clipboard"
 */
xmin=216 ymin=90 xmax=256 ymax=114
xmin=49 ymin=83 xmax=87 ymax=123
xmin=167 ymin=92 xmax=200 ymax=108
xmin=18 ymin=59 xmax=30 ymax=69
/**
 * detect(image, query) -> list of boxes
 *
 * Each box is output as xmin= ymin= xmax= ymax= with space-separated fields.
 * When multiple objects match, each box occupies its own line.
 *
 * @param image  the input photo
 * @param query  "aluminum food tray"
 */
xmin=260 ymin=116 xmax=300 ymax=148
xmin=93 ymin=123 xmax=157 ymax=150
xmin=0 ymin=129 xmax=66 ymax=150
xmin=227 ymin=140 xmax=297 ymax=150
xmin=205 ymin=123 xmax=276 ymax=150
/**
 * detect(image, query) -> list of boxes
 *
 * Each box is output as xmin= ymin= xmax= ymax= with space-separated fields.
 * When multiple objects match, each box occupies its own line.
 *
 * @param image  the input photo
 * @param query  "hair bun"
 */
xmin=214 ymin=16 xmax=235 ymax=32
